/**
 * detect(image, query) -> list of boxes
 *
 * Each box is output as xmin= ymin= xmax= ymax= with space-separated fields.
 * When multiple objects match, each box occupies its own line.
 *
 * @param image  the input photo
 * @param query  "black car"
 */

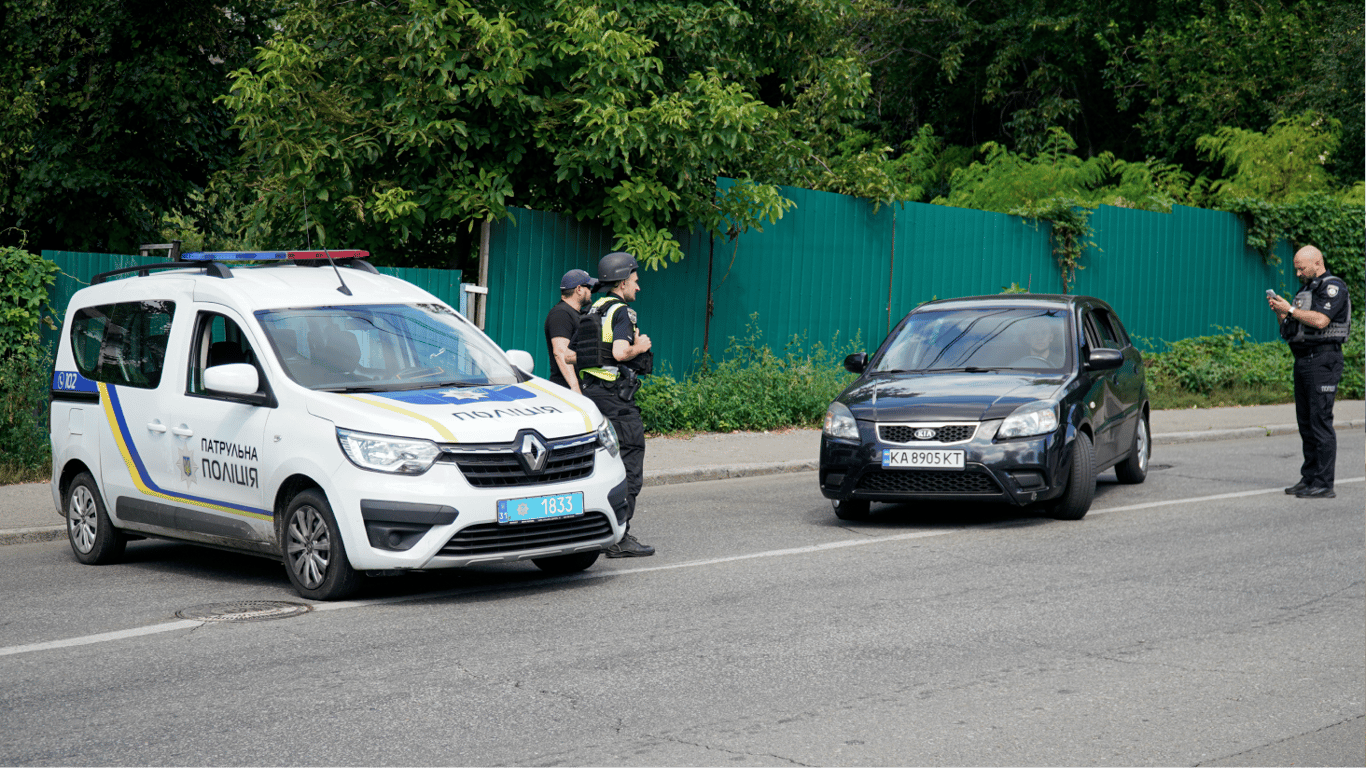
xmin=819 ymin=294 xmax=1149 ymax=521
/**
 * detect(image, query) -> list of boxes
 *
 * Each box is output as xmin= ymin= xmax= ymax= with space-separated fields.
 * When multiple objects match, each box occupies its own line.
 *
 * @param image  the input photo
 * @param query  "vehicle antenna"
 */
xmin=304 ymin=199 xmax=352 ymax=296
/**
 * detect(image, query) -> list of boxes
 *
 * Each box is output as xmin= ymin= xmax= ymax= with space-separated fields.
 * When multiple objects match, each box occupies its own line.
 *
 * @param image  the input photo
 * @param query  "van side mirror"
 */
xmin=843 ymin=353 xmax=867 ymax=374
xmin=204 ymin=363 xmax=260 ymax=396
xmin=506 ymin=349 xmax=535 ymax=376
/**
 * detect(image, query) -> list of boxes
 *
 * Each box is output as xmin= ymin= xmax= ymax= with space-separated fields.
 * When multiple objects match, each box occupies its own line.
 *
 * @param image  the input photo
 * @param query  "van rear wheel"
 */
xmin=66 ymin=472 xmax=125 ymax=565
xmin=282 ymin=490 xmax=360 ymax=601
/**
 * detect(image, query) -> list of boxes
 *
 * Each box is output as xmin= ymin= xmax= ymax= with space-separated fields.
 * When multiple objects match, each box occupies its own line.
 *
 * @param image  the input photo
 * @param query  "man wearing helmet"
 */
xmin=580 ymin=251 xmax=655 ymax=557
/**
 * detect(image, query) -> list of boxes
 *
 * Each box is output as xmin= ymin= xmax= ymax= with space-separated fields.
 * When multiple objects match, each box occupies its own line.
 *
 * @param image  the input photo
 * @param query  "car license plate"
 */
xmin=882 ymin=448 xmax=965 ymax=470
xmin=498 ymin=491 xmax=584 ymax=524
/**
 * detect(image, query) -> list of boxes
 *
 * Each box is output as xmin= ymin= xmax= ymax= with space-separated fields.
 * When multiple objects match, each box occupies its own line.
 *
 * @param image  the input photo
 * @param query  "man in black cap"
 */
xmin=543 ymin=269 xmax=596 ymax=394
xmin=579 ymin=252 xmax=654 ymax=557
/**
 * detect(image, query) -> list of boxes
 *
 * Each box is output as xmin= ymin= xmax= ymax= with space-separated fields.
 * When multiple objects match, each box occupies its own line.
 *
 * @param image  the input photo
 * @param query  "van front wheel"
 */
xmin=282 ymin=490 xmax=360 ymax=601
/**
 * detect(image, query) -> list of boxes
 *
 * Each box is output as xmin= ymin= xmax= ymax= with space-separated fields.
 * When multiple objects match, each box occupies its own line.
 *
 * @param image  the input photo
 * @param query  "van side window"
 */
xmin=188 ymin=313 xmax=263 ymax=397
xmin=70 ymin=301 xmax=176 ymax=389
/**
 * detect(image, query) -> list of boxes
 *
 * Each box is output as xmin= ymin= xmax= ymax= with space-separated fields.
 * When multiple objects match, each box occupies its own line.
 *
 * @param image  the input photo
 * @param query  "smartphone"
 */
xmin=1265 ymin=289 xmax=1277 ymax=299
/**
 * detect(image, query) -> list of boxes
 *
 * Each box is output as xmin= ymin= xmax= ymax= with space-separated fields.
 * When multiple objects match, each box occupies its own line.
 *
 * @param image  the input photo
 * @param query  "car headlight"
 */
xmin=336 ymin=428 xmax=441 ymax=475
xmin=997 ymin=401 xmax=1060 ymax=439
xmin=823 ymin=401 xmax=859 ymax=440
xmin=596 ymin=418 xmax=620 ymax=458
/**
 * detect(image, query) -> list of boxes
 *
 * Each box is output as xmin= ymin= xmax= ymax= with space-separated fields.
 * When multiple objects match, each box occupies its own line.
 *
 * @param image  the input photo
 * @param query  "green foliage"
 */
xmin=637 ymin=318 xmax=860 ymax=433
xmin=221 ymin=0 xmax=894 ymax=269
xmin=0 ymin=0 xmax=277 ymax=254
xmin=0 ymin=347 xmax=54 ymax=474
xmin=1198 ymin=113 xmax=1350 ymax=204
xmin=0 ymin=246 xmax=60 ymax=353
xmin=1143 ymin=319 xmax=1363 ymax=404
xmin=0 ymin=246 xmax=60 ymax=474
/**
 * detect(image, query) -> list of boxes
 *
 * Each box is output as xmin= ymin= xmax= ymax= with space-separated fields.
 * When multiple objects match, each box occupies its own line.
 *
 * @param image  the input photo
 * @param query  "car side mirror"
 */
xmin=1085 ymin=348 xmax=1123 ymax=371
xmin=843 ymin=353 xmax=867 ymax=374
xmin=204 ymin=363 xmax=260 ymax=396
xmin=506 ymin=349 xmax=535 ymax=376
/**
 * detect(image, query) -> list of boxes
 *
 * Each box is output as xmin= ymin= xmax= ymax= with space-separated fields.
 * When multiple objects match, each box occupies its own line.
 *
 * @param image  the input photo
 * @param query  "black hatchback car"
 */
xmin=819 ymin=295 xmax=1149 ymax=521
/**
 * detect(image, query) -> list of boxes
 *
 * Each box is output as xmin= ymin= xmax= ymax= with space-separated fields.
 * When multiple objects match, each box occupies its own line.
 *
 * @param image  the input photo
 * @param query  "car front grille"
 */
xmin=441 ymin=436 xmax=596 ymax=488
xmin=878 ymin=424 xmax=977 ymax=444
xmin=857 ymin=468 xmax=1002 ymax=495
xmin=438 ymin=512 xmax=613 ymax=557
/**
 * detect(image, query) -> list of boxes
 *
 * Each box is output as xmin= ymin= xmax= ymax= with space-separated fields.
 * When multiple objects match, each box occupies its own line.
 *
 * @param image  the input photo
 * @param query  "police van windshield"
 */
xmin=255 ymin=303 xmax=518 ymax=391
xmin=872 ymin=308 xmax=1070 ymax=373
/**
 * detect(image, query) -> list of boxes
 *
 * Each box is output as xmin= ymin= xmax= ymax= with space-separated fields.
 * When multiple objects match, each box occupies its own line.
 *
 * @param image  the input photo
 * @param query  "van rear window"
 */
xmin=70 ymin=301 xmax=176 ymax=389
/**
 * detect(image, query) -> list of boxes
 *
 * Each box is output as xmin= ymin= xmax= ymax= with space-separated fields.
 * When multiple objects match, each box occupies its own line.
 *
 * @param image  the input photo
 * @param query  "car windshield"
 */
xmin=254 ymin=303 xmax=519 ymax=391
xmin=872 ymin=307 xmax=1070 ymax=373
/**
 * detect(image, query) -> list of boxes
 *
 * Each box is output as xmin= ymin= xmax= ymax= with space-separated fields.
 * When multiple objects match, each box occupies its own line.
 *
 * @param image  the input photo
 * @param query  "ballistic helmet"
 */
xmin=597 ymin=251 xmax=638 ymax=283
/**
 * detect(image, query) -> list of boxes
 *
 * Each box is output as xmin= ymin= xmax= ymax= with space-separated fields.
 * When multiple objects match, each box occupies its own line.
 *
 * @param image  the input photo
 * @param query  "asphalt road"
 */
xmin=1 ymin=433 xmax=1362 ymax=767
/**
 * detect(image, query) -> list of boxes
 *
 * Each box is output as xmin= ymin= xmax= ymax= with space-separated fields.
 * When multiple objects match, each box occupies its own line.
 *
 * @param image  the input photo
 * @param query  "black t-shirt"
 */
xmin=543 ymin=301 xmax=582 ymax=387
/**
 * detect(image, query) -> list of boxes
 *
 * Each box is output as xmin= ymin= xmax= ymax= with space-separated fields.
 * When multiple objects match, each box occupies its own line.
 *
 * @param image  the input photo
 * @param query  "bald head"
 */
xmin=1293 ymin=245 xmax=1326 ymax=283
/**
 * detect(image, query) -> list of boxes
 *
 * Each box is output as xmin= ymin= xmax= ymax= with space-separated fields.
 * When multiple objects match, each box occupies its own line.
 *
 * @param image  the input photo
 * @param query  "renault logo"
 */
xmin=914 ymin=428 xmax=937 ymax=440
xmin=516 ymin=432 xmax=549 ymax=474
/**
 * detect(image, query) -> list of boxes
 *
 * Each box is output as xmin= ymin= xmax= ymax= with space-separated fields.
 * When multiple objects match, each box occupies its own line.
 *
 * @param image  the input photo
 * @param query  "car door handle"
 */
xmin=171 ymin=425 xmax=194 ymax=437
xmin=146 ymin=421 xmax=168 ymax=433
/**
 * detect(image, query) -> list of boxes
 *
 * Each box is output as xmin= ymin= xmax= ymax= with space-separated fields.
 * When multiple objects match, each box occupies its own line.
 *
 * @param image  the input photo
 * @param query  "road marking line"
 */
xmin=4 ymin=476 xmax=1363 ymax=657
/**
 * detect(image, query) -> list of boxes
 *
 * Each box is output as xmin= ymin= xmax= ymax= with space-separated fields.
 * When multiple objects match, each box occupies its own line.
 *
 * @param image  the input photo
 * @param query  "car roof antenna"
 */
xmin=305 ymin=199 xmax=352 ymax=296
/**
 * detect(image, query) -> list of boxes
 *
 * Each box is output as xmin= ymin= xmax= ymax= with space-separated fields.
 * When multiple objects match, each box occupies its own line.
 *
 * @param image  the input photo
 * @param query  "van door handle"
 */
xmin=146 ymin=421 xmax=168 ymax=433
xmin=171 ymin=425 xmax=194 ymax=437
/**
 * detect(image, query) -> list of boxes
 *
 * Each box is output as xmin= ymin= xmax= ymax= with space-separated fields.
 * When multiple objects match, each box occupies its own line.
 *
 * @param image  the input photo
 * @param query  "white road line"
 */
xmin=5 ymin=477 xmax=1362 ymax=657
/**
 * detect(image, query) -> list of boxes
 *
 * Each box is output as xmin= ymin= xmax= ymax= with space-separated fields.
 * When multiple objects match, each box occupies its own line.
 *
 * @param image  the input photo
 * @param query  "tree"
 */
xmin=0 ymin=0 xmax=277 ymax=254
xmin=222 ymin=0 xmax=905 ymax=270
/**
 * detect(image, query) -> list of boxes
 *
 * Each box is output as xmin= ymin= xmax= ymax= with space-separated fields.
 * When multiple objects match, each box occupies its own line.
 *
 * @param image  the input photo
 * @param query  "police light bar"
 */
xmin=182 ymin=250 xmax=370 ymax=261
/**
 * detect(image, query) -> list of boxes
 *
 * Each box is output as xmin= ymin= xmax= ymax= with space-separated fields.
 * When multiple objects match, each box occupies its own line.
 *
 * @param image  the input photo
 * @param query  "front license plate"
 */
xmin=498 ymin=491 xmax=584 ymax=524
xmin=882 ymin=448 xmax=965 ymax=470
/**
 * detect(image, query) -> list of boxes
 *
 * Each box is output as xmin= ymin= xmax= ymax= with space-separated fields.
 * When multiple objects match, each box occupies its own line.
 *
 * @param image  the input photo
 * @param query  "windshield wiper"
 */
xmin=934 ymin=366 xmax=995 ymax=373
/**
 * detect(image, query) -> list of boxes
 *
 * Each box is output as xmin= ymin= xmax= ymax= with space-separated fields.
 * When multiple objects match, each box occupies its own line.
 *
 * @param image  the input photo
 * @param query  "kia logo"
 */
xmin=914 ymin=428 xmax=937 ymax=440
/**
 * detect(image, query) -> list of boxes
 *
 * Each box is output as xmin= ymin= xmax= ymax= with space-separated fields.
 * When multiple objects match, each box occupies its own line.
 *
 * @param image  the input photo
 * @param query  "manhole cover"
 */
xmin=176 ymin=601 xmax=311 ymax=622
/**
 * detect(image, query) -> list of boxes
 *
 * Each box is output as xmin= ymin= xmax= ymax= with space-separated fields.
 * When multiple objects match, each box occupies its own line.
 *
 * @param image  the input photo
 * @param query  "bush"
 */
xmin=1143 ymin=316 xmax=1363 ymax=407
xmin=638 ymin=317 xmax=860 ymax=434
xmin=0 ymin=245 xmax=60 ymax=477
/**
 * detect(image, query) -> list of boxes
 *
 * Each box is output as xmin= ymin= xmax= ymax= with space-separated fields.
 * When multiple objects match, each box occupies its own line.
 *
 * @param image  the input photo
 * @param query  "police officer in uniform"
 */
xmin=543 ymin=269 xmax=597 ymax=394
xmin=580 ymin=252 xmax=655 ymax=556
xmin=1267 ymin=245 xmax=1352 ymax=499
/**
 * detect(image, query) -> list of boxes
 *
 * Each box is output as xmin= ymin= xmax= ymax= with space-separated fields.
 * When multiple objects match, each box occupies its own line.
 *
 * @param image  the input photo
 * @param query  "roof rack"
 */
xmin=93 ymin=261 xmax=231 ymax=284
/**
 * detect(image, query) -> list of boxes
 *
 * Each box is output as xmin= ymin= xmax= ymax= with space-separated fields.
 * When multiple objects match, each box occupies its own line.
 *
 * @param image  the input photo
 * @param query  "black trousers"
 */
xmin=1292 ymin=345 xmax=1343 ymax=488
xmin=582 ymin=379 xmax=645 ymax=529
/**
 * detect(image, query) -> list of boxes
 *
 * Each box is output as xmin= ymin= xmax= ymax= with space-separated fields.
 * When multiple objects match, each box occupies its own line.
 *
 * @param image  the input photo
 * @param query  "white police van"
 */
xmin=49 ymin=249 xmax=628 ymax=600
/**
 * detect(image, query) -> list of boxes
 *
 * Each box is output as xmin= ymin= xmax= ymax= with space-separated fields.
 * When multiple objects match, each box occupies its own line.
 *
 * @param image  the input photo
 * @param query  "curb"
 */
xmin=0 ymin=526 xmax=66 ymax=546
xmin=4 ymin=421 xmax=1360 ymax=545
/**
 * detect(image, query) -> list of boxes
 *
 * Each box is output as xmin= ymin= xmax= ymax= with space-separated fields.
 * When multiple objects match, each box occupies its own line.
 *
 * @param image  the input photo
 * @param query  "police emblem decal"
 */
xmin=1327 ymin=285 xmax=1339 ymax=297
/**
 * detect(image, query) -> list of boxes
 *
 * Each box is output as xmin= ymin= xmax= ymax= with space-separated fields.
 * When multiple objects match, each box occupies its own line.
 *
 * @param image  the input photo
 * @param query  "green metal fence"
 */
xmin=38 ymin=188 xmax=1298 ymax=379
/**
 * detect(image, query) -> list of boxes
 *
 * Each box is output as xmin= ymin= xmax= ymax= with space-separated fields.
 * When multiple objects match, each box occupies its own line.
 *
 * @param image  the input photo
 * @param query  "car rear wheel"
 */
xmin=1050 ymin=432 xmax=1096 ymax=521
xmin=66 ymin=472 xmax=125 ymax=565
xmin=282 ymin=490 xmax=360 ymax=601
xmin=1114 ymin=415 xmax=1150 ymax=484
xmin=833 ymin=499 xmax=871 ymax=521
xmin=532 ymin=551 xmax=600 ymax=574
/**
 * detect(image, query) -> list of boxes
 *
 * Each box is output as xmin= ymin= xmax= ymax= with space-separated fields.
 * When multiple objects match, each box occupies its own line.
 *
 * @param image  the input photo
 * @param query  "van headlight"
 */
xmin=823 ymin=402 xmax=859 ymax=440
xmin=596 ymin=418 xmax=620 ymax=458
xmin=997 ymin=401 xmax=1059 ymax=439
xmin=336 ymin=428 xmax=441 ymax=474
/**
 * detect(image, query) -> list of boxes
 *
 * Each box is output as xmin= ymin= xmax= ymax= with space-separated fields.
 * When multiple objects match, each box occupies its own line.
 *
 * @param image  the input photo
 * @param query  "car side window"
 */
xmin=1096 ymin=310 xmax=1130 ymax=347
xmin=70 ymin=301 xmax=175 ymax=389
xmin=1084 ymin=310 xmax=1120 ymax=349
xmin=188 ymin=312 xmax=265 ymax=398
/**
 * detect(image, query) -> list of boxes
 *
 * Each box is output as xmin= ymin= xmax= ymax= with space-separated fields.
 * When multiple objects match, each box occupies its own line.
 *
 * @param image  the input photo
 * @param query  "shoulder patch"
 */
xmin=1326 ymin=284 xmax=1339 ymax=298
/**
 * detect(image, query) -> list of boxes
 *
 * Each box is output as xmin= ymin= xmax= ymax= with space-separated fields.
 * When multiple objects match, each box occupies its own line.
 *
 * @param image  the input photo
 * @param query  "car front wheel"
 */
xmin=833 ymin=498 xmax=871 ymax=521
xmin=1114 ymin=415 xmax=1150 ymax=484
xmin=66 ymin=472 xmax=125 ymax=565
xmin=1049 ymin=432 xmax=1096 ymax=521
xmin=282 ymin=490 xmax=360 ymax=601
